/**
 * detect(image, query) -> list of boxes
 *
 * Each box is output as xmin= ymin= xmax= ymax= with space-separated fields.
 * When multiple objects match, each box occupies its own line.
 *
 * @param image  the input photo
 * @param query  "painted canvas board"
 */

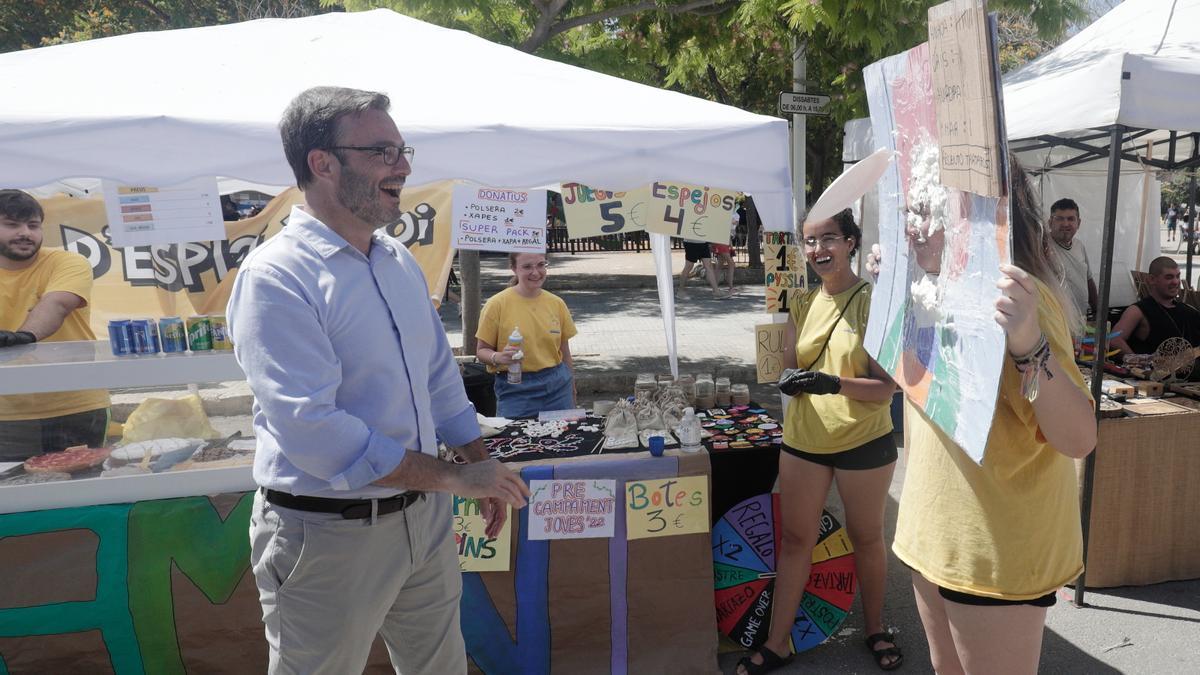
xmin=862 ymin=37 xmax=1010 ymax=464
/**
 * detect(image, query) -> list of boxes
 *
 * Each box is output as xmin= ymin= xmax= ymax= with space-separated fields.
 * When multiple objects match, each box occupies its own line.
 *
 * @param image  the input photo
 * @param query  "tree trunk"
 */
xmin=746 ymin=197 xmax=762 ymax=269
xmin=460 ymin=250 xmax=481 ymax=355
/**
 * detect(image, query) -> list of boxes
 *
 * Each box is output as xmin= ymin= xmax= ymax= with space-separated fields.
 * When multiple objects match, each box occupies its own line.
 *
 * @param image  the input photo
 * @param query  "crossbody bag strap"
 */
xmin=802 ymin=281 xmax=868 ymax=371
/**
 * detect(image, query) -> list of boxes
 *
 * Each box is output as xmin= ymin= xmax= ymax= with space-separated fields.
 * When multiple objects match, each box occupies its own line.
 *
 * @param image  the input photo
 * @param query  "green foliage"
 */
xmin=0 ymin=0 xmax=333 ymax=52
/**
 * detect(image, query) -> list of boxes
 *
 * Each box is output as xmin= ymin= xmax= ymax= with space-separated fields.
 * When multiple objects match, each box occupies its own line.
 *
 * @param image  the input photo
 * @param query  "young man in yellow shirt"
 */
xmin=0 ymin=189 xmax=110 ymax=460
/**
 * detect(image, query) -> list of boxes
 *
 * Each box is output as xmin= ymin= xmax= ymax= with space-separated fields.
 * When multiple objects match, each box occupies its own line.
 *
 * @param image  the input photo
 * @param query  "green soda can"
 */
xmin=186 ymin=316 xmax=213 ymax=351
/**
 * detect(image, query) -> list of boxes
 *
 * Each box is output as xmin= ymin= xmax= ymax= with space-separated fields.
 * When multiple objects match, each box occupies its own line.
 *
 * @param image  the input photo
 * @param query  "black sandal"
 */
xmin=734 ymin=645 xmax=794 ymax=675
xmin=864 ymin=631 xmax=903 ymax=671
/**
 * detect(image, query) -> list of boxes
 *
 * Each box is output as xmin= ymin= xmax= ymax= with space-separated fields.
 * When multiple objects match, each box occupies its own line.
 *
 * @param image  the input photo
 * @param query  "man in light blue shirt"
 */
xmin=227 ymin=86 xmax=529 ymax=675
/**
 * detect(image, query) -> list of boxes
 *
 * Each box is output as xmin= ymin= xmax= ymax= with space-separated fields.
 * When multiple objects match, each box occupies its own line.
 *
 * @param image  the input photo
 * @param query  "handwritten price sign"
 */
xmin=452 ymin=495 xmax=512 ymax=572
xmin=528 ymin=479 xmax=617 ymax=540
xmin=625 ymin=475 xmax=710 ymax=540
xmin=561 ymin=183 xmax=650 ymax=239
xmin=644 ymin=181 xmax=738 ymax=244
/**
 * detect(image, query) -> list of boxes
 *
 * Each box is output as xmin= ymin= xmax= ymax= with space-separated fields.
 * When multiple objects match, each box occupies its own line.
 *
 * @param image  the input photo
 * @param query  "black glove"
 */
xmin=778 ymin=368 xmax=841 ymax=396
xmin=0 ymin=330 xmax=37 ymax=348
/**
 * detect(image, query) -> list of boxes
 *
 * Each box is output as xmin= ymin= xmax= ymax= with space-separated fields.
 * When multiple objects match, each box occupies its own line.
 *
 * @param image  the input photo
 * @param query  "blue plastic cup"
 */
xmin=648 ymin=436 xmax=665 ymax=457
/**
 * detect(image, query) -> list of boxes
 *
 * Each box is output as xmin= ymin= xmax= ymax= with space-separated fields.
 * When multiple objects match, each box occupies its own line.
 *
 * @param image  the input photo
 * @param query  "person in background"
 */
xmin=1047 ymin=198 xmax=1096 ymax=322
xmin=476 ymin=252 xmax=578 ymax=417
xmin=1166 ymin=204 xmax=1178 ymax=243
xmin=877 ymin=159 xmax=1096 ymax=675
xmin=227 ymin=86 xmax=529 ymax=674
xmin=738 ymin=208 xmax=901 ymax=674
xmin=709 ymin=211 xmax=737 ymax=296
xmin=0 ymin=189 xmax=110 ymax=460
xmin=1111 ymin=256 xmax=1200 ymax=379
xmin=678 ymin=239 xmax=729 ymax=298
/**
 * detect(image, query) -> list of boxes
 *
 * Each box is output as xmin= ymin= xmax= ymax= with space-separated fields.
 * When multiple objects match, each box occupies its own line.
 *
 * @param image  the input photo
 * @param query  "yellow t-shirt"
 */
xmin=783 ymin=281 xmax=892 ymax=453
xmin=893 ymin=281 xmax=1091 ymax=600
xmin=0 ymin=248 xmax=110 ymax=421
xmin=477 ymin=288 xmax=577 ymax=374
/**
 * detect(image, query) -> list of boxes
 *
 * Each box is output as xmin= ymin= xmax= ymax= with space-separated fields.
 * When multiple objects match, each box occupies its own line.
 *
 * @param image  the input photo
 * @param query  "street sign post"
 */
xmin=778 ymin=92 xmax=830 ymax=116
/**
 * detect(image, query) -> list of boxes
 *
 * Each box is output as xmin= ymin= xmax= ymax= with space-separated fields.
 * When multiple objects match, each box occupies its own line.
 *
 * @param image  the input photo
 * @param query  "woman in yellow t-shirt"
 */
xmin=476 ymin=252 xmax=578 ymax=418
xmin=884 ymin=162 xmax=1096 ymax=674
xmin=738 ymin=209 xmax=901 ymax=675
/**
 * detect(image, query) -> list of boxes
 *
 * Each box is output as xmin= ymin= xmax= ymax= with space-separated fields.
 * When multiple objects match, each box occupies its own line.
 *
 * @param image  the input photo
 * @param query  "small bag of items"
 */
xmin=634 ymin=397 xmax=665 ymax=431
xmin=603 ymin=399 xmax=640 ymax=449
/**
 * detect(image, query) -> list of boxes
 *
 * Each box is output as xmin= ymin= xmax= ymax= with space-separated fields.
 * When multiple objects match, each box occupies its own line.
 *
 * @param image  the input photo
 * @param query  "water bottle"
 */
xmin=678 ymin=407 xmax=703 ymax=454
xmin=506 ymin=327 xmax=524 ymax=384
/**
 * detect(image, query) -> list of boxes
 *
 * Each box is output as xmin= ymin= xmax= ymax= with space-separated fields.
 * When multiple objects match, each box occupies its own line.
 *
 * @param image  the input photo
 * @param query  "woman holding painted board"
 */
xmin=476 ymin=252 xmax=578 ymax=418
xmin=737 ymin=152 xmax=901 ymax=675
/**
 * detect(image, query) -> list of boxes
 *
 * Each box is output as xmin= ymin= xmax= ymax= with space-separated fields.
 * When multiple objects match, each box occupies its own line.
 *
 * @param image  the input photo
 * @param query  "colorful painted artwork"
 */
xmin=862 ymin=39 xmax=1010 ymax=464
xmin=712 ymin=494 xmax=856 ymax=654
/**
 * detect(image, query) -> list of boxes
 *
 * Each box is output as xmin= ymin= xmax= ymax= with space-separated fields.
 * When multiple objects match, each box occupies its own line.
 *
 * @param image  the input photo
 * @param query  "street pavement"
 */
xmin=442 ymin=246 xmax=1200 ymax=675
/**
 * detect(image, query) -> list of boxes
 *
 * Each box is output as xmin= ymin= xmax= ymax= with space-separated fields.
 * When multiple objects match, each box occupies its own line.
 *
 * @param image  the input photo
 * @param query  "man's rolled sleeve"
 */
xmin=229 ymin=267 xmax=408 ymax=490
xmin=424 ymin=299 xmax=480 ymax=448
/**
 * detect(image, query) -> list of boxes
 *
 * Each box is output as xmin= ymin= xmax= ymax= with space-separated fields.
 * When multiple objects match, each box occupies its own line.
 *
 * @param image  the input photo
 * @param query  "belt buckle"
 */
xmin=340 ymin=502 xmax=372 ymax=520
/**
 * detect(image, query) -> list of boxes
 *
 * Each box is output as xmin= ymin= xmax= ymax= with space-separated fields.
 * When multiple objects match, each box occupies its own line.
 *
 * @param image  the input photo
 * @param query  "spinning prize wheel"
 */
xmin=712 ymin=494 xmax=857 ymax=654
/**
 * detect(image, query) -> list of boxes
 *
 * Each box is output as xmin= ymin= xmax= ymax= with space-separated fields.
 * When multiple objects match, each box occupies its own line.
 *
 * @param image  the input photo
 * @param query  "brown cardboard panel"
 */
xmin=0 ymin=529 xmax=98 ymax=608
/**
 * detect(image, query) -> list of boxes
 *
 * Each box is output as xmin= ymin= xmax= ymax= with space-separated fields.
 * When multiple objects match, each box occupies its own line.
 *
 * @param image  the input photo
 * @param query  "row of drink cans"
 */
xmin=108 ymin=316 xmax=231 ymax=356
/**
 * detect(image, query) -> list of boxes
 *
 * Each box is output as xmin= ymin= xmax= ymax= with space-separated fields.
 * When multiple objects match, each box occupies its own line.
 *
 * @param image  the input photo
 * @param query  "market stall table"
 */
xmin=1078 ymin=409 xmax=1200 ymax=587
xmin=0 ymin=345 xmax=782 ymax=674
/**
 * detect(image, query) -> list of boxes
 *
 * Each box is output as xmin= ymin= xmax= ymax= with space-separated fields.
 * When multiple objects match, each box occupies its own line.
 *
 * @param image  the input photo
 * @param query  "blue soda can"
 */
xmin=131 ymin=319 xmax=161 ymax=354
xmin=108 ymin=320 xmax=133 ymax=356
xmin=158 ymin=317 xmax=188 ymax=353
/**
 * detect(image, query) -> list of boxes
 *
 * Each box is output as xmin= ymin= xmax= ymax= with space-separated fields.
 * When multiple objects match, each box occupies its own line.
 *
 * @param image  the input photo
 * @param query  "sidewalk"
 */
xmin=444 ymin=250 xmax=774 ymax=396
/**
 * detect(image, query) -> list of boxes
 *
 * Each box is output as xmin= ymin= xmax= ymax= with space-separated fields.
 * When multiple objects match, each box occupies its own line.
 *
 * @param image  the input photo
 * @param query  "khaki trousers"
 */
xmin=249 ymin=490 xmax=466 ymax=674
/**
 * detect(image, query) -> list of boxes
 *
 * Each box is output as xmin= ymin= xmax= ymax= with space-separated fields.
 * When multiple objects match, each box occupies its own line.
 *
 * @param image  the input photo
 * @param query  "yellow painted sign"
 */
xmin=625 ymin=475 xmax=710 ymax=540
xmin=644 ymin=181 xmax=737 ymax=244
xmin=453 ymin=495 xmax=512 ymax=572
xmin=40 ymin=182 xmax=456 ymax=335
xmin=560 ymin=182 xmax=651 ymax=239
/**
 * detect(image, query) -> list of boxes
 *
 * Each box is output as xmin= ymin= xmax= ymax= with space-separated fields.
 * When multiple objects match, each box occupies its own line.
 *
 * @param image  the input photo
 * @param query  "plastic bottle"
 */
xmin=506 ymin=327 xmax=524 ymax=384
xmin=678 ymin=407 xmax=703 ymax=454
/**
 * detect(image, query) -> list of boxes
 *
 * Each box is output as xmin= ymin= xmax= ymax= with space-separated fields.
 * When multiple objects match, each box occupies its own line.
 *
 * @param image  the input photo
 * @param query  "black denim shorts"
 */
xmin=781 ymin=432 xmax=898 ymax=471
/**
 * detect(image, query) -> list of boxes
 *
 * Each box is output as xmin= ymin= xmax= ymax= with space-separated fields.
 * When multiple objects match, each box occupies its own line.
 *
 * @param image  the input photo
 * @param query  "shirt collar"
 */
xmin=287 ymin=205 xmax=398 ymax=261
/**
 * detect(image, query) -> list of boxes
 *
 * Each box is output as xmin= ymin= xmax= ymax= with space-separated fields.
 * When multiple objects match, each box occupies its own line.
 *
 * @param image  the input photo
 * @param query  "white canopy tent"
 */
xmin=0 ymin=9 xmax=795 ymax=376
xmin=0 ymin=9 xmax=791 ymax=229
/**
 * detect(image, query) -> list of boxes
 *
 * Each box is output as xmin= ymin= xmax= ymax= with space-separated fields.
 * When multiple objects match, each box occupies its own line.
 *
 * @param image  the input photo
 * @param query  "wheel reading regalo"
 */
xmin=712 ymin=494 xmax=857 ymax=654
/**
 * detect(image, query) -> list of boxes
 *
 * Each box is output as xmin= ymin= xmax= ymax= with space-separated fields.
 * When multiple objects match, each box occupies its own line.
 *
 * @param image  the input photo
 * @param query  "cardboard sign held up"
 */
xmin=644 ymin=181 xmax=738 ymax=244
xmin=928 ymin=0 xmax=1003 ymax=198
xmin=756 ymin=323 xmax=788 ymax=384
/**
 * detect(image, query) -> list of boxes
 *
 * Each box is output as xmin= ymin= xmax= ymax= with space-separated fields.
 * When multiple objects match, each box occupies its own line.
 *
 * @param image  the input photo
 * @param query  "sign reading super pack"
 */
xmin=451 ymin=184 xmax=547 ymax=253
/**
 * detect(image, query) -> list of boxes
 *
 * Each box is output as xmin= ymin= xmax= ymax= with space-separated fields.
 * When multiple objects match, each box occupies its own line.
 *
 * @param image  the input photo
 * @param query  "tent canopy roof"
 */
xmin=0 ymin=9 xmax=792 ymax=226
xmin=1004 ymin=0 xmax=1200 ymax=147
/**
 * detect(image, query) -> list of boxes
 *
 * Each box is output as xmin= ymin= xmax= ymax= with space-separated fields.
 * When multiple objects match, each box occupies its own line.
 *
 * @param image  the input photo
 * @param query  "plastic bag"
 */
xmin=120 ymin=395 xmax=221 ymax=444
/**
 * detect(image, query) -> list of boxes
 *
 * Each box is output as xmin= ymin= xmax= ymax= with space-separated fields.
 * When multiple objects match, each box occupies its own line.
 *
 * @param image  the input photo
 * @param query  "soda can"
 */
xmin=209 ymin=314 xmax=233 ymax=351
xmin=158 ymin=317 xmax=188 ymax=353
xmin=131 ymin=319 xmax=160 ymax=354
xmin=187 ymin=316 xmax=213 ymax=351
xmin=108 ymin=320 xmax=133 ymax=356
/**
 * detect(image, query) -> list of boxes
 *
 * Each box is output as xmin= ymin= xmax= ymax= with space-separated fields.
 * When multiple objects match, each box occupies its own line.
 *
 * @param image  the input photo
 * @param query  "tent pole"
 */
xmin=1186 ymin=135 xmax=1198 ymax=289
xmin=461 ymin=250 xmax=481 ymax=355
xmin=1076 ymin=124 xmax=1125 ymax=608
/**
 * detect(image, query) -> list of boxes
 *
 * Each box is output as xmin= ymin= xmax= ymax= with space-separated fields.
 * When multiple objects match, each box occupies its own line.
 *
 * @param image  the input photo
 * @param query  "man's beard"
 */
xmin=0 ymin=239 xmax=39 ymax=262
xmin=336 ymin=166 xmax=401 ymax=229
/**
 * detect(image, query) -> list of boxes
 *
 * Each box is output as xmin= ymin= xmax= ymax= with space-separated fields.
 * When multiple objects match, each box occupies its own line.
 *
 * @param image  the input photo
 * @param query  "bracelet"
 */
xmin=1012 ymin=333 xmax=1053 ymax=402
xmin=490 ymin=352 xmax=499 ymax=366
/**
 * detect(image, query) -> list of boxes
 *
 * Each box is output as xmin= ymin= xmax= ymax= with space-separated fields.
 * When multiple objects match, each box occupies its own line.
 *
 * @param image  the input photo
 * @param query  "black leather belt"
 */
xmin=263 ymin=488 xmax=423 ymax=520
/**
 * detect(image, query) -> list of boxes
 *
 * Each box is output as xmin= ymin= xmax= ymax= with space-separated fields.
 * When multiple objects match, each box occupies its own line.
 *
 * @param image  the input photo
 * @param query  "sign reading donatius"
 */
xmin=451 ymin=184 xmax=547 ymax=253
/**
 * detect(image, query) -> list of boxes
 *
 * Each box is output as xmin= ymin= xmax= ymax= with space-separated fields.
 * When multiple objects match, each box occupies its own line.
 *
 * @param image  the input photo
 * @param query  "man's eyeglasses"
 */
xmin=802 ymin=234 xmax=847 ymax=249
xmin=325 ymin=145 xmax=415 ymax=166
